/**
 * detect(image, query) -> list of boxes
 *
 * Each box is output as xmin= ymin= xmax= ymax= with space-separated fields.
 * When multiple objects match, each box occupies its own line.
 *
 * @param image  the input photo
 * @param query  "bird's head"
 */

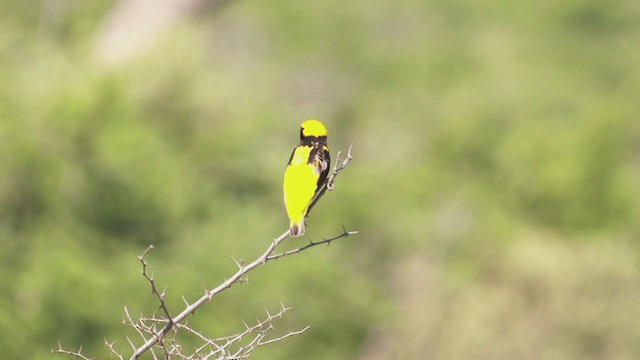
xmin=300 ymin=119 xmax=328 ymax=140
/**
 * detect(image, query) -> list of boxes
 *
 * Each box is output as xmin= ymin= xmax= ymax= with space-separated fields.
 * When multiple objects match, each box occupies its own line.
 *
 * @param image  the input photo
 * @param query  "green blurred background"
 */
xmin=1 ymin=0 xmax=639 ymax=359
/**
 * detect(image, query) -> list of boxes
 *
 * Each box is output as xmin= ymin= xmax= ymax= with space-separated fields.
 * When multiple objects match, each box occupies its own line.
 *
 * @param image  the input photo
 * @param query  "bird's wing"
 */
xmin=314 ymin=145 xmax=330 ymax=196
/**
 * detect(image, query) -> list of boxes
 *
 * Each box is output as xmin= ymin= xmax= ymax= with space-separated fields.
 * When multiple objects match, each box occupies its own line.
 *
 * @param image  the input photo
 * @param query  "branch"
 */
xmin=104 ymin=338 xmax=124 ymax=360
xmin=52 ymin=343 xmax=93 ymax=360
xmin=129 ymin=145 xmax=355 ymax=359
xmin=55 ymin=144 xmax=356 ymax=360
xmin=267 ymin=226 xmax=358 ymax=261
xmin=138 ymin=245 xmax=173 ymax=326
xmin=139 ymin=304 xmax=308 ymax=359
xmin=258 ymin=325 xmax=310 ymax=347
xmin=206 ymin=304 xmax=309 ymax=359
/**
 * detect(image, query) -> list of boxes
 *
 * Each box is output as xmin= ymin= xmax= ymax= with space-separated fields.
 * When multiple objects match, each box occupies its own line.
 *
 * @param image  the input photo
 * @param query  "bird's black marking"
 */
xmin=300 ymin=132 xmax=328 ymax=146
xmin=310 ymin=145 xmax=330 ymax=196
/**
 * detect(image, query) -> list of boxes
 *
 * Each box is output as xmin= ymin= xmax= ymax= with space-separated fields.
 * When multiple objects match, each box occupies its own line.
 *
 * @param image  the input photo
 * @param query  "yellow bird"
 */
xmin=283 ymin=120 xmax=331 ymax=237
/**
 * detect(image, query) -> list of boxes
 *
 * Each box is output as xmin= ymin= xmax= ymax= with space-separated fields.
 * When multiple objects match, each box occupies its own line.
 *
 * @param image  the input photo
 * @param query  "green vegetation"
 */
xmin=1 ymin=0 xmax=639 ymax=359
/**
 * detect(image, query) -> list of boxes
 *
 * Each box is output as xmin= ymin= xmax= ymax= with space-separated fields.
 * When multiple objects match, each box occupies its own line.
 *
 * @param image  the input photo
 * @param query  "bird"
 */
xmin=283 ymin=120 xmax=331 ymax=237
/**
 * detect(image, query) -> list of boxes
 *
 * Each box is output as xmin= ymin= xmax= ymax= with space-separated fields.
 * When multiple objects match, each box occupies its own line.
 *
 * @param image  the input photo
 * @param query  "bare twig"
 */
xmin=139 ymin=245 xmax=173 ymax=325
xmin=52 ymin=343 xmax=93 ymax=360
xmin=104 ymin=338 xmax=124 ymax=360
xmin=268 ymin=225 xmax=358 ymax=261
xmin=138 ymin=304 xmax=307 ymax=359
xmin=203 ymin=305 xmax=308 ymax=359
xmin=327 ymin=144 xmax=354 ymax=190
xmin=259 ymin=325 xmax=310 ymax=347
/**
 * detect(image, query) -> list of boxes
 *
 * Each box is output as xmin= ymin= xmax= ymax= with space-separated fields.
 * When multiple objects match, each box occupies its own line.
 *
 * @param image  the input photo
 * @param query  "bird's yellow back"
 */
xmin=284 ymin=146 xmax=319 ymax=225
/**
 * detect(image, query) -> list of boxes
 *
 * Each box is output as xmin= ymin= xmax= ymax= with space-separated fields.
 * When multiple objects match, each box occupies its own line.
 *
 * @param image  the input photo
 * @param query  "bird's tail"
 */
xmin=289 ymin=219 xmax=305 ymax=237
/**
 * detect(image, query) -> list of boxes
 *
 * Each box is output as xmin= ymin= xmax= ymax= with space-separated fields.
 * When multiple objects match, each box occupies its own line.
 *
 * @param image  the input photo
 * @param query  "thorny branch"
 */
xmin=137 ymin=304 xmax=309 ymax=359
xmin=104 ymin=338 xmax=123 ymax=360
xmin=54 ymin=145 xmax=356 ymax=360
xmin=139 ymin=245 xmax=173 ymax=326
xmin=52 ymin=343 xmax=93 ymax=360
xmin=268 ymin=225 xmax=358 ymax=261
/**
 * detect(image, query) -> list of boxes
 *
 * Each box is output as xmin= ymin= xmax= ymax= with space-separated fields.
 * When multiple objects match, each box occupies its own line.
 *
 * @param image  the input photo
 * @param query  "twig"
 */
xmin=52 ymin=343 xmax=93 ymax=360
xmin=104 ymin=338 xmax=124 ymax=360
xmin=139 ymin=246 xmax=173 ymax=325
xmin=202 ymin=305 xmax=308 ymax=359
xmin=259 ymin=325 xmax=311 ymax=347
xmin=267 ymin=226 xmax=358 ymax=261
xmin=141 ymin=305 xmax=307 ymax=359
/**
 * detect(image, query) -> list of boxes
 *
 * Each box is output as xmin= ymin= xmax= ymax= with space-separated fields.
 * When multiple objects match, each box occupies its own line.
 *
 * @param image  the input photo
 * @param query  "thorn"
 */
xmin=231 ymin=256 xmax=245 ymax=271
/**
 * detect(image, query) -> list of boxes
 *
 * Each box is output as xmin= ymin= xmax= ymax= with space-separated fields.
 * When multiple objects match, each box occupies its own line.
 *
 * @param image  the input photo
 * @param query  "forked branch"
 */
xmin=54 ymin=144 xmax=356 ymax=360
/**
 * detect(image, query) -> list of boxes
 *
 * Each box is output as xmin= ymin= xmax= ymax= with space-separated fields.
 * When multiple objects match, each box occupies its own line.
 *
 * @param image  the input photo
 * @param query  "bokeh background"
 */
xmin=1 ymin=0 xmax=640 ymax=359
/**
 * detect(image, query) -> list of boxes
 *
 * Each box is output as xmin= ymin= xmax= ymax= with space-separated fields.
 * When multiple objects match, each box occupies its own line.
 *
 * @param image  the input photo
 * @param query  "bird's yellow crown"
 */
xmin=300 ymin=119 xmax=328 ymax=138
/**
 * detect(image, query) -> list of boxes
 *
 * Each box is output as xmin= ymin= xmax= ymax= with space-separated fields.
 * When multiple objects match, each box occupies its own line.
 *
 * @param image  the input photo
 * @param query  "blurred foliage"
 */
xmin=1 ymin=0 xmax=639 ymax=359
